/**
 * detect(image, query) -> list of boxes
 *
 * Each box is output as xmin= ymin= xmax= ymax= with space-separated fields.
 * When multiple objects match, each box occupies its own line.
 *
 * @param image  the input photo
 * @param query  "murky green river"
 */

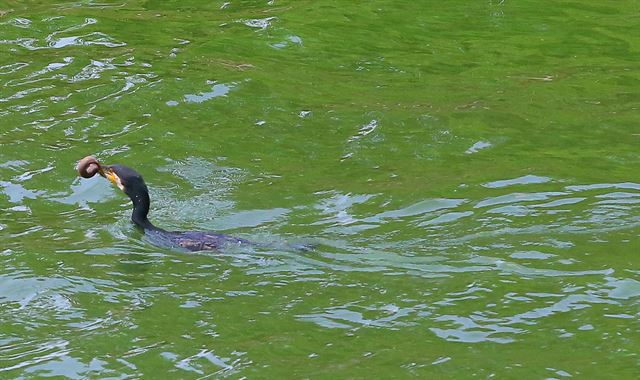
xmin=1 ymin=1 xmax=639 ymax=378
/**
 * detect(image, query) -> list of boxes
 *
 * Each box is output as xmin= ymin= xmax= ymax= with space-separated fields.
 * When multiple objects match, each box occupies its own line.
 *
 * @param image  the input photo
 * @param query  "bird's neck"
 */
xmin=129 ymin=186 xmax=157 ymax=231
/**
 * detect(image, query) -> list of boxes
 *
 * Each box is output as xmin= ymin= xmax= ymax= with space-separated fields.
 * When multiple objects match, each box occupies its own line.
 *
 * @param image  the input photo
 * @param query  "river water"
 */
xmin=1 ymin=1 xmax=639 ymax=378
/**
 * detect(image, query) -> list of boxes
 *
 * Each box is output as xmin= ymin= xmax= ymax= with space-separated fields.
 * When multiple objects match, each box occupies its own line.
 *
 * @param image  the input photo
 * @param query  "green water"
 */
xmin=1 ymin=0 xmax=639 ymax=378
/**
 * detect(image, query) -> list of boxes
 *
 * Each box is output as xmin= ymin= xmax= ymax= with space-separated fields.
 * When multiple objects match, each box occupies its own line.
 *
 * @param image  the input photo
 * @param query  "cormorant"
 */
xmin=77 ymin=155 xmax=250 ymax=251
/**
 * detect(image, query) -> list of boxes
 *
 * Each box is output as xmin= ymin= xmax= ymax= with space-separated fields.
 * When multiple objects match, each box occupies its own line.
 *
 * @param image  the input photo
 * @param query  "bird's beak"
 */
xmin=103 ymin=167 xmax=125 ymax=191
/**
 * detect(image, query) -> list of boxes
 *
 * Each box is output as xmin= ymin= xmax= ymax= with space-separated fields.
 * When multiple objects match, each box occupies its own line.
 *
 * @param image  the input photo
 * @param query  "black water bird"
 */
xmin=77 ymin=156 xmax=250 ymax=251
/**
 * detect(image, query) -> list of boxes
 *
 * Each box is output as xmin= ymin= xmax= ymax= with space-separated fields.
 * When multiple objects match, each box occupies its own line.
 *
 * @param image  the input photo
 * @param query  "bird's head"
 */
xmin=77 ymin=156 xmax=146 ymax=197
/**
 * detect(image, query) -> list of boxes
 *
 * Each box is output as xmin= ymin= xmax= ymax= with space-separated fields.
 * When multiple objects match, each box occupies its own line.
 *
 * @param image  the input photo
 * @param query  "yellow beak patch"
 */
xmin=106 ymin=170 xmax=125 ymax=191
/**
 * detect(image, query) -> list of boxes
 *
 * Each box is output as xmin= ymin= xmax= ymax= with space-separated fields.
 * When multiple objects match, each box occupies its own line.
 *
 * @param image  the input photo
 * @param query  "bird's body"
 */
xmin=77 ymin=157 xmax=252 ymax=252
xmin=146 ymin=228 xmax=251 ymax=252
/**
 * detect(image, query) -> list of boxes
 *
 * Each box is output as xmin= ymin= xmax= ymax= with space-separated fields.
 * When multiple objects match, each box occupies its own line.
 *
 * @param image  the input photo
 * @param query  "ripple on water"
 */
xmin=0 ymin=17 xmax=125 ymax=50
xmin=482 ymin=175 xmax=552 ymax=188
xmin=606 ymin=278 xmax=640 ymax=300
xmin=241 ymin=17 xmax=277 ymax=30
xmin=0 ymin=16 xmax=156 ymax=158
xmin=0 ymin=338 xmax=71 ymax=374
xmin=297 ymin=301 xmax=428 ymax=330
xmin=183 ymin=82 xmax=234 ymax=104
xmin=19 ymin=355 xmax=114 ymax=379
xmin=278 ymin=176 xmax=640 ymax=345
xmin=164 ymin=349 xmax=247 ymax=377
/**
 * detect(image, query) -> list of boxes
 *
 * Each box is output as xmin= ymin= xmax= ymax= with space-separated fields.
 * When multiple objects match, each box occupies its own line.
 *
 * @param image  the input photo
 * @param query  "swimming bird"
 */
xmin=77 ymin=156 xmax=250 ymax=251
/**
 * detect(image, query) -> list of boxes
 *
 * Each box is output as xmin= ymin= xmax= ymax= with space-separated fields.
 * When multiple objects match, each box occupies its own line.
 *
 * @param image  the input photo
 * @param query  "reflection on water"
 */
xmin=1 ymin=1 xmax=639 ymax=378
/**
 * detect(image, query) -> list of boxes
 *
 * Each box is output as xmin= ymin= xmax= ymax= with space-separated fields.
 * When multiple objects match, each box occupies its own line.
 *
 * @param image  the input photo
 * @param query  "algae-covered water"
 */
xmin=1 ymin=1 xmax=639 ymax=378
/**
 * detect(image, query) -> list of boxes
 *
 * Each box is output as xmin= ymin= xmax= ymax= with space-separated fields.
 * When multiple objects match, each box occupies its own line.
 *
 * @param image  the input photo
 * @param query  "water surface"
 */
xmin=1 ymin=1 xmax=639 ymax=378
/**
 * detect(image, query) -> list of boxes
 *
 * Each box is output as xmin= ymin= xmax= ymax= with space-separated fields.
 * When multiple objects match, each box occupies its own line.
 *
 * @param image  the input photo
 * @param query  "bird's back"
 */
xmin=146 ymin=229 xmax=251 ymax=251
